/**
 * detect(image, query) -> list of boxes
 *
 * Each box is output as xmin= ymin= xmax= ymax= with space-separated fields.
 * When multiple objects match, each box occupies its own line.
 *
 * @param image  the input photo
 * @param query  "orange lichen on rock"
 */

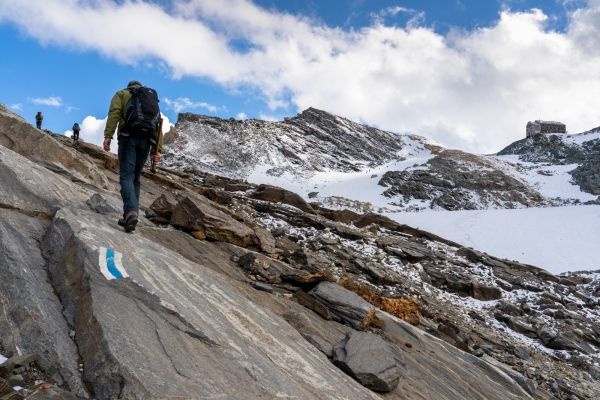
xmin=339 ymin=277 xmax=421 ymax=326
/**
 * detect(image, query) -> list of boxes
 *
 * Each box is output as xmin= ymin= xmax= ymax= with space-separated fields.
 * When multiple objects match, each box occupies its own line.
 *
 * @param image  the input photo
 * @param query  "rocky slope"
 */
xmin=163 ymin=108 xmax=597 ymax=213
xmin=1 ymin=103 xmax=600 ymax=399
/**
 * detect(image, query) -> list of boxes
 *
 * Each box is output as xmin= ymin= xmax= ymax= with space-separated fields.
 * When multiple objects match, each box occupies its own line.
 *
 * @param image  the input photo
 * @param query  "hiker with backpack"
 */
xmin=72 ymin=123 xmax=81 ymax=141
xmin=102 ymin=80 xmax=162 ymax=232
xmin=35 ymin=112 xmax=43 ymax=129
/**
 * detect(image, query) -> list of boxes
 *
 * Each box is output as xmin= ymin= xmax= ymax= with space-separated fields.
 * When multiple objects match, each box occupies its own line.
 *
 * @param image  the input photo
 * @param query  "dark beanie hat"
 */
xmin=127 ymin=80 xmax=142 ymax=88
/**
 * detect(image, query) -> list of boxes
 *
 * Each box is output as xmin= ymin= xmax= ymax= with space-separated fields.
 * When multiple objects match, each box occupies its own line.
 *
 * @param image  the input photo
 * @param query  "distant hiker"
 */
xmin=35 ymin=112 xmax=43 ymax=129
xmin=72 ymin=123 xmax=81 ymax=141
xmin=103 ymin=80 xmax=162 ymax=232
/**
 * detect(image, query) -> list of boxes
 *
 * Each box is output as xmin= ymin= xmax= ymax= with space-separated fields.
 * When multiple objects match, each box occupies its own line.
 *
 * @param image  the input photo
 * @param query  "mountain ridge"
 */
xmin=163 ymin=107 xmax=599 ymax=212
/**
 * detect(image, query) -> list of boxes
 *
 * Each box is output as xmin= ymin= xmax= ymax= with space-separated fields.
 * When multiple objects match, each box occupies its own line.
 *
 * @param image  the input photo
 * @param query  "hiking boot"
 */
xmin=124 ymin=211 xmax=138 ymax=233
xmin=118 ymin=218 xmax=125 ymax=227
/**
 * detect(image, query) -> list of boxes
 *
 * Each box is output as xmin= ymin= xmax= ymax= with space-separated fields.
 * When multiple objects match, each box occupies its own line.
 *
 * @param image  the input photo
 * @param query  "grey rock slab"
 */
xmin=332 ymin=331 xmax=400 ymax=392
xmin=42 ymin=207 xmax=379 ymax=400
xmin=378 ymin=312 xmax=533 ymax=399
xmin=309 ymin=281 xmax=376 ymax=330
xmin=0 ymin=103 xmax=110 ymax=189
xmin=0 ymin=210 xmax=89 ymax=398
xmin=482 ymin=355 xmax=537 ymax=396
xmin=0 ymin=146 xmax=97 ymax=215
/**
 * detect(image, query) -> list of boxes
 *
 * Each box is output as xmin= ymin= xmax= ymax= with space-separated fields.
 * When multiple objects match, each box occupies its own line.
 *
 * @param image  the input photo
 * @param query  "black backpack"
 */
xmin=73 ymin=123 xmax=80 ymax=132
xmin=123 ymin=87 xmax=161 ymax=137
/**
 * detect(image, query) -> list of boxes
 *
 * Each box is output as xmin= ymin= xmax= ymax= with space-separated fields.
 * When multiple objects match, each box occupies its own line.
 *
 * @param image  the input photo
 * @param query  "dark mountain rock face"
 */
xmin=378 ymin=151 xmax=546 ymax=210
xmin=164 ymin=107 xmax=405 ymax=179
xmin=497 ymin=129 xmax=600 ymax=197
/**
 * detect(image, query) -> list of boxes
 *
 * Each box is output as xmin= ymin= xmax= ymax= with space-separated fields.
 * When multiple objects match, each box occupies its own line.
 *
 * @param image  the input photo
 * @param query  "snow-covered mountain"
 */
xmin=163 ymin=107 xmax=598 ymax=213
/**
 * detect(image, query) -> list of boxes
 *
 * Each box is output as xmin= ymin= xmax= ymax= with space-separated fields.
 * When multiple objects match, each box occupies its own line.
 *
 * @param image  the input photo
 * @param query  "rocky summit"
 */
xmin=1 ymin=101 xmax=600 ymax=399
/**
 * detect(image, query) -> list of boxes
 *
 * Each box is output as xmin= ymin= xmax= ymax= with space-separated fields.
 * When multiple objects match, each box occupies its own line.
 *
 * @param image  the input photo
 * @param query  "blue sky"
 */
xmin=0 ymin=0 xmax=598 ymax=153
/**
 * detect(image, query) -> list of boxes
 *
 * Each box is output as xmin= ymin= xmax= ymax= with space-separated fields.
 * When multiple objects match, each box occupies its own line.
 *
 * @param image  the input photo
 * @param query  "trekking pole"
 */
xmin=151 ymin=118 xmax=163 ymax=174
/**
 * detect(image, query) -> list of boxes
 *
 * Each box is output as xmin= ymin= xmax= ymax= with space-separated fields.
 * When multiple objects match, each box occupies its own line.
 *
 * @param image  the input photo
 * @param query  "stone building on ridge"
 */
xmin=526 ymin=120 xmax=566 ymax=138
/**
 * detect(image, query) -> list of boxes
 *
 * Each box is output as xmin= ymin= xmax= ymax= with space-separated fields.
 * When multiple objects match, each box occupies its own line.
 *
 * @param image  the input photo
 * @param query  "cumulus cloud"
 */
xmin=10 ymin=103 xmax=22 ymax=110
xmin=31 ymin=96 xmax=63 ymax=107
xmin=4 ymin=0 xmax=600 ymax=152
xmin=164 ymin=97 xmax=220 ymax=113
xmin=259 ymin=113 xmax=278 ymax=122
xmin=237 ymin=112 xmax=247 ymax=120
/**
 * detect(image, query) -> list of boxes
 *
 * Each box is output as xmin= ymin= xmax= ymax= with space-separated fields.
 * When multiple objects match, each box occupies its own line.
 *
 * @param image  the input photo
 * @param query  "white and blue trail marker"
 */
xmin=99 ymin=247 xmax=129 ymax=280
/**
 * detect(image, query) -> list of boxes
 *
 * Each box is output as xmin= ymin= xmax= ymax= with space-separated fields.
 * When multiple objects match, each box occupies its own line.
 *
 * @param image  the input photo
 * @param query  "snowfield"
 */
xmin=393 ymin=205 xmax=600 ymax=274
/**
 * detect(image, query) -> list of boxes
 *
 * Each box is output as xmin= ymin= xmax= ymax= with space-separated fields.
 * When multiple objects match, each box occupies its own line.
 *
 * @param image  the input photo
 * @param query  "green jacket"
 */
xmin=103 ymin=85 xmax=162 ymax=152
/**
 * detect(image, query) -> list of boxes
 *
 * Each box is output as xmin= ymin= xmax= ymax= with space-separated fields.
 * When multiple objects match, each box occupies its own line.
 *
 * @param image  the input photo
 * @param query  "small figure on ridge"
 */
xmin=72 ymin=122 xmax=81 ymax=141
xmin=35 ymin=111 xmax=43 ymax=129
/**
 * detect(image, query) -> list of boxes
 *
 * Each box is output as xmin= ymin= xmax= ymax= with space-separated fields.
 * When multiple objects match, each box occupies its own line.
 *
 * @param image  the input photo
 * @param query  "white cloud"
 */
xmin=10 ymin=103 xmax=22 ymax=110
xmin=4 ymin=1 xmax=600 ymax=152
xmin=237 ymin=112 xmax=247 ymax=120
xmin=31 ymin=96 xmax=63 ymax=107
xmin=164 ymin=97 xmax=219 ymax=113
xmin=259 ymin=113 xmax=278 ymax=122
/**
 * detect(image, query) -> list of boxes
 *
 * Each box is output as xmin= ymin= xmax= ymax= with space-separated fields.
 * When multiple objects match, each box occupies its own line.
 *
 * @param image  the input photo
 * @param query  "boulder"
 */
xmin=237 ymin=252 xmax=328 ymax=285
xmin=514 ymin=347 xmax=531 ymax=361
xmin=361 ymin=262 xmax=405 ymax=285
xmin=250 ymin=184 xmax=315 ymax=213
xmin=354 ymin=213 xmax=400 ymax=230
xmin=293 ymin=291 xmax=340 ymax=322
xmin=148 ymin=194 xmax=176 ymax=223
xmin=330 ymin=209 xmax=360 ymax=223
xmin=171 ymin=195 xmax=255 ymax=247
xmin=546 ymin=335 xmax=585 ymax=352
xmin=194 ymin=186 xmax=233 ymax=205
xmin=472 ymin=282 xmax=503 ymax=301
xmin=332 ymin=331 xmax=400 ymax=392
xmin=309 ymin=282 xmax=376 ymax=329
xmin=508 ymin=318 xmax=537 ymax=336
xmin=253 ymin=225 xmax=277 ymax=254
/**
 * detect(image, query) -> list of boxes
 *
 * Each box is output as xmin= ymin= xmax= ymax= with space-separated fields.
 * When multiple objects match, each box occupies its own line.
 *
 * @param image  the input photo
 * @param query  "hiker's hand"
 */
xmin=103 ymin=138 xmax=111 ymax=152
xmin=152 ymin=154 xmax=160 ymax=165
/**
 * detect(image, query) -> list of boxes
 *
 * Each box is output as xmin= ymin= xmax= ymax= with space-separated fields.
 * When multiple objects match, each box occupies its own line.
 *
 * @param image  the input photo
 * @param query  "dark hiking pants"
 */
xmin=73 ymin=131 xmax=79 ymax=141
xmin=36 ymin=121 xmax=41 ymax=129
xmin=118 ymin=135 xmax=151 ymax=219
